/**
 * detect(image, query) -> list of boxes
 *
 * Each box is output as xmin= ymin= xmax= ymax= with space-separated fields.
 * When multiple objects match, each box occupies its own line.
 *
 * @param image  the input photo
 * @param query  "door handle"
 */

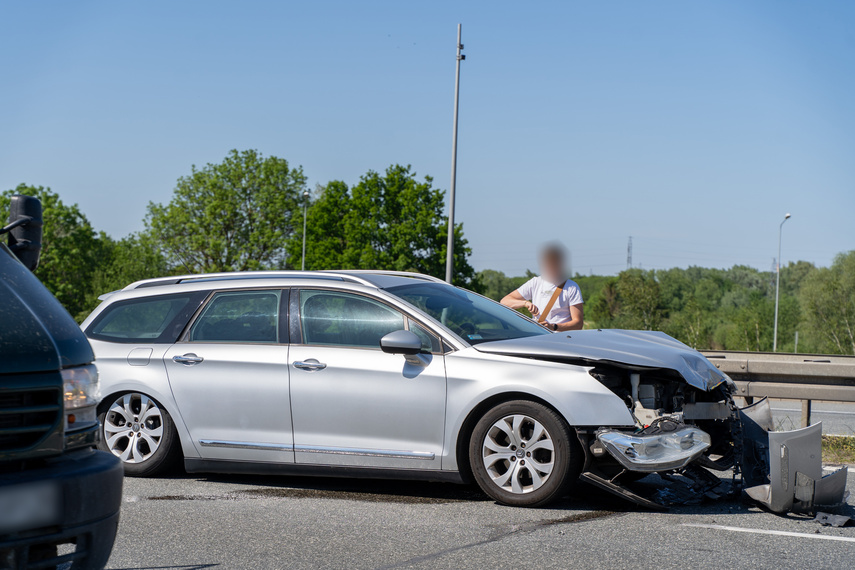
xmin=173 ymin=353 xmax=204 ymax=365
xmin=293 ymin=359 xmax=327 ymax=372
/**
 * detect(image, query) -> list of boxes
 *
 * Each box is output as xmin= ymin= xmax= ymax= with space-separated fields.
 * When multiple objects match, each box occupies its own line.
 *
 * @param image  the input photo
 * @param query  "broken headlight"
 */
xmin=597 ymin=426 xmax=711 ymax=472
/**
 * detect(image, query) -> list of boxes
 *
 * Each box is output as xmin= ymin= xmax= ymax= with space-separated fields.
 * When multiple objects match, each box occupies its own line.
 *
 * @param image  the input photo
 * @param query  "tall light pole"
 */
xmin=301 ymin=190 xmax=309 ymax=271
xmin=445 ymin=24 xmax=464 ymax=283
xmin=773 ymin=212 xmax=791 ymax=351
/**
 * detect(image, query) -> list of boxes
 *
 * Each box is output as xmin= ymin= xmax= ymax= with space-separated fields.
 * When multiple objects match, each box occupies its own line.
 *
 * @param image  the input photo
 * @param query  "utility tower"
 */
xmin=626 ymin=236 xmax=633 ymax=270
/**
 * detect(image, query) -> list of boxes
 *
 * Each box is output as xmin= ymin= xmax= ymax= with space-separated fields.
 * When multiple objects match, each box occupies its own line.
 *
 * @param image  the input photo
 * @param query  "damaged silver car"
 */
xmin=81 ymin=271 xmax=848 ymax=512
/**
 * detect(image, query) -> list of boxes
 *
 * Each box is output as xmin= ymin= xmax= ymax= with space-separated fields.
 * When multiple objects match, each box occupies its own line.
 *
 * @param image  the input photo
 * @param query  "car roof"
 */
xmin=87 ymin=269 xmax=470 ymax=351
xmin=107 ymin=270 xmax=446 ymax=299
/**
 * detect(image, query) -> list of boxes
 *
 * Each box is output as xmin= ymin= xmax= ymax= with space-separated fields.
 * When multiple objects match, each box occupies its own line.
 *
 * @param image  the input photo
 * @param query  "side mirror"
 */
xmin=380 ymin=330 xmax=422 ymax=356
xmin=4 ymin=195 xmax=43 ymax=271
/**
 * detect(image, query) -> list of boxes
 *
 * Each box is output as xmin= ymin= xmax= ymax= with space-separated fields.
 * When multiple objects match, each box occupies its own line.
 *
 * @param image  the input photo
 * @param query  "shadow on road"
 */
xmin=149 ymin=471 xmax=491 ymax=504
xmin=108 ymin=566 xmax=219 ymax=570
xmin=141 ymin=469 xmax=674 ymax=513
xmin=139 ymin=468 xmax=854 ymax=523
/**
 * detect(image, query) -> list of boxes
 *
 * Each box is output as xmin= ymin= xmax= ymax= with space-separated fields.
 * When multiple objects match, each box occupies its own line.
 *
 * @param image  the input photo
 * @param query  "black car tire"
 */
xmin=469 ymin=400 xmax=582 ymax=507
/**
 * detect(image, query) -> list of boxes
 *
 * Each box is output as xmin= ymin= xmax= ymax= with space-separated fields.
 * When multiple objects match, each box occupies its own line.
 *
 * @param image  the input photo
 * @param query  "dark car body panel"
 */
xmin=1 ymin=240 xmax=122 ymax=567
xmin=0 ymin=244 xmax=94 ymax=374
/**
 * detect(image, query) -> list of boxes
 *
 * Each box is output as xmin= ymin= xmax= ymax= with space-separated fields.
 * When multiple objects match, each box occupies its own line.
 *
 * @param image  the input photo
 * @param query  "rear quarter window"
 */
xmin=86 ymin=291 xmax=208 ymax=344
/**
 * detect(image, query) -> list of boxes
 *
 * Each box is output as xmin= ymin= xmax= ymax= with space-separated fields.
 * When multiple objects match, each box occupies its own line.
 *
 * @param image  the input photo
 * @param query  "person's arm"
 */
xmin=553 ymin=304 xmax=583 ymax=331
xmin=500 ymin=290 xmax=539 ymax=318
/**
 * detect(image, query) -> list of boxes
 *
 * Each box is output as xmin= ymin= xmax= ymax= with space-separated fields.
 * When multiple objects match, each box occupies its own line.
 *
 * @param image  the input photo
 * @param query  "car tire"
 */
xmin=97 ymin=392 xmax=182 ymax=476
xmin=469 ymin=400 xmax=582 ymax=507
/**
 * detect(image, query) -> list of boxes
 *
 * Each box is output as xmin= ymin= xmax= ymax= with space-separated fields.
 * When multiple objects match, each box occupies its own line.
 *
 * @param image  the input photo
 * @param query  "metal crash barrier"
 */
xmin=701 ymin=351 xmax=855 ymax=428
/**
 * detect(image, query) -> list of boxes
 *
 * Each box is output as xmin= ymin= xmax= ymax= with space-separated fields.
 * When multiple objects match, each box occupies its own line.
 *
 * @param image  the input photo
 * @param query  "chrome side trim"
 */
xmin=294 ymin=445 xmax=435 ymax=460
xmin=199 ymin=440 xmax=294 ymax=451
xmin=198 ymin=440 xmax=435 ymax=460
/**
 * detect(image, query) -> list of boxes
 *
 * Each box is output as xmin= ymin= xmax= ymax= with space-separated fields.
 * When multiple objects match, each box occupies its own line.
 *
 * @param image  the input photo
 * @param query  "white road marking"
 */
xmin=682 ymin=523 xmax=855 ymax=543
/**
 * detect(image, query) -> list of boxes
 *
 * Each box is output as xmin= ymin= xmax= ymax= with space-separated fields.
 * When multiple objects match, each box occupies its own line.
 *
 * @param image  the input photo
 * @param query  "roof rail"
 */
xmin=335 ymin=270 xmax=446 ymax=283
xmin=122 ymin=270 xmax=379 ymax=291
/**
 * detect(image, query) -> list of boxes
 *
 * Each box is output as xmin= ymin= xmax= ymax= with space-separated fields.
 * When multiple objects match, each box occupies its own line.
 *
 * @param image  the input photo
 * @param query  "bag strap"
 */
xmin=537 ymin=280 xmax=566 ymax=323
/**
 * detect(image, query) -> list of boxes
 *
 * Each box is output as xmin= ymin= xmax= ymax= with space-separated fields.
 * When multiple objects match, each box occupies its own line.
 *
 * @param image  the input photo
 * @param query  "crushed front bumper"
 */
xmin=582 ymin=398 xmax=850 ymax=514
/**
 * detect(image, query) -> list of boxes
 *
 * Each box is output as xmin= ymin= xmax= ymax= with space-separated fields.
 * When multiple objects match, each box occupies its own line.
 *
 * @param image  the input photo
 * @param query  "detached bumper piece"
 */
xmin=742 ymin=421 xmax=850 ymax=514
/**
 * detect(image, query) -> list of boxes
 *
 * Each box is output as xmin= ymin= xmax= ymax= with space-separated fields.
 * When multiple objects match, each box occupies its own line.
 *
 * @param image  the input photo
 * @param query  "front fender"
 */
xmin=442 ymin=349 xmax=634 ymax=471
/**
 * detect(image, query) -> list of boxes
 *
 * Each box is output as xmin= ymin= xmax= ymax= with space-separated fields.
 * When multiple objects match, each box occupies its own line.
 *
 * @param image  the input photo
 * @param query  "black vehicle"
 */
xmin=1 ymin=195 xmax=122 ymax=569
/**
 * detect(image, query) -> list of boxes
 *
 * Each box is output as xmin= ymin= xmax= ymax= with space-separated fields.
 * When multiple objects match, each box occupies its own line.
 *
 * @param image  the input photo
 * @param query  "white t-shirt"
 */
xmin=516 ymin=276 xmax=584 ymax=325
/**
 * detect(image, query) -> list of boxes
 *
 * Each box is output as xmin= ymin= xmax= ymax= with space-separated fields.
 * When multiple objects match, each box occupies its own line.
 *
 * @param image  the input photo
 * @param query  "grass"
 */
xmin=822 ymin=435 xmax=855 ymax=465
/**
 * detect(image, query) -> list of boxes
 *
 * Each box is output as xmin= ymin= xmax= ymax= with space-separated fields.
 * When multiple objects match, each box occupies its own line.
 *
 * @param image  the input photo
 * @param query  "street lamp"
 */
xmin=445 ymin=24 xmax=464 ymax=283
xmin=301 ymin=190 xmax=309 ymax=271
xmin=773 ymin=212 xmax=791 ymax=352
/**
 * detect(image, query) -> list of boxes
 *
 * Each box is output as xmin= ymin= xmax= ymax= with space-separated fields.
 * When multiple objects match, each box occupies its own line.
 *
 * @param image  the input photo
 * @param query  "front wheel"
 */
xmin=469 ymin=400 xmax=582 ymax=507
xmin=98 ymin=392 xmax=181 ymax=476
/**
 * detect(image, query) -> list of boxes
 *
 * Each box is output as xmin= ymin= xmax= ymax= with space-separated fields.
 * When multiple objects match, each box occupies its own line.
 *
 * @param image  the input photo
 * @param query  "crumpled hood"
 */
xmin=473 ymin=329 xmax=728 ymax=391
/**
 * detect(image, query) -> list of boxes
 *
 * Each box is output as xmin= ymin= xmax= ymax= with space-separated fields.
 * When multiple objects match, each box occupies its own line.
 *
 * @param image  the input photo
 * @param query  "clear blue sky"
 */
xmin=2 ymin=1 xmax=853 ymax=276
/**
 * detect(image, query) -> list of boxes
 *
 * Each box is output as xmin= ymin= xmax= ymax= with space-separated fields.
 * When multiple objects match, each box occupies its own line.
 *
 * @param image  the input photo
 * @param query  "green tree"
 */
xmin=146 ymin=149 xmax=306 ymax=273
xmin=657 ymin=267 xmax=695 ymax=315
xmin=724 ymin=265 xmax=769 ymax=293
xmin=667 ymin=295 xmax=711 ymax=349
xmin=799 ymin=251 xmax=855 ymax=354
xmin=724 ymin=292 xmax=772 ymax=351
xmin=1 ymin=184 xmax=109 ymax=320
xmin=781 ymin=260 xmax=817 ymax=296
xmin=288 ymin=165 xmax=479 ymax=289
xmin=84 ymin=233 xmax=170 ymax=313
xmin=478 ymin=269 xmax=529 ymax=302
xmin=615 ymin=269 xmax=664 ymax=330
xmin=289 ymin=181 xmax=350 ymax=270
xmin=587 ymin=277 xmax=620 ymax=328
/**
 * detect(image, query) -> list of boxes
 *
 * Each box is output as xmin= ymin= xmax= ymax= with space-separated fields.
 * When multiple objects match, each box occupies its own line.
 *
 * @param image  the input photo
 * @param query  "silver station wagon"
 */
xmin=81 ymin=271 xmax=846 ymax=510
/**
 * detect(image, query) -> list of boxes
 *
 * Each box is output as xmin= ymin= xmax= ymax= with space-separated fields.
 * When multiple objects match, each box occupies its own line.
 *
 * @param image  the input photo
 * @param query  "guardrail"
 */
xmin=700 ymin=350 xmax=855 ymax=428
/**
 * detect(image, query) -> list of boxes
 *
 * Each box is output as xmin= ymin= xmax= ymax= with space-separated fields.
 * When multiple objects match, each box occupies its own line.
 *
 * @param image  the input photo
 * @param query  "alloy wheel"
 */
xmin=103 ymin=393 xmax=164 ymax=463
xmin=481 ymin=414 xmax=555 ymax=494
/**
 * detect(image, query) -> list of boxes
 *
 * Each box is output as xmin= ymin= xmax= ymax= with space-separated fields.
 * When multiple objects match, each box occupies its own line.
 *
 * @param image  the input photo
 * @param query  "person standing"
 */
xmin=500 ymin=244 xmax=584 ymax=331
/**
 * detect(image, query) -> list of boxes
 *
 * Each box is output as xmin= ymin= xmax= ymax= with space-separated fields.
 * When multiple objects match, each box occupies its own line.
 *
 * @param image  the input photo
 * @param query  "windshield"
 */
xmin=385 ymin=282 xmax=549 ymax=345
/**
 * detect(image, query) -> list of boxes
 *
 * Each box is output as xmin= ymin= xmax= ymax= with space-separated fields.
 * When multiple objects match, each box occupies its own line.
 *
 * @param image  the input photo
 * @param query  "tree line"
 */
xmin=479 ymin=256 xmax=855 ymax=355
xmin=1 ymin=149 xmax=476 ymax=321
xmin=3 ymin=148 xmax=852 ymax=355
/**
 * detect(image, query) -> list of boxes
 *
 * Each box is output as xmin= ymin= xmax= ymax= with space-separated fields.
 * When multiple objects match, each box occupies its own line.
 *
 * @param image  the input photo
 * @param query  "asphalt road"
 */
xmin=106 ymin=468 xmax=855 ymax=570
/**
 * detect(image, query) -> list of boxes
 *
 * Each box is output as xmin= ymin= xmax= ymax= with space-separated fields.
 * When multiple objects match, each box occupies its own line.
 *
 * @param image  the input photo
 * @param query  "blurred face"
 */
xmin=540 ymin=251 xmax=564 ymax=283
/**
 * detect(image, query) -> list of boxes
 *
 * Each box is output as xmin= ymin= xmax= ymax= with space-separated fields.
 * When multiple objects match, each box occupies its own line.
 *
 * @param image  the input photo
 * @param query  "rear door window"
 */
xmin=187 ymin=290 xmax=283 ymax=344
xmin=86 ymin=292 xmax=208 ymax=344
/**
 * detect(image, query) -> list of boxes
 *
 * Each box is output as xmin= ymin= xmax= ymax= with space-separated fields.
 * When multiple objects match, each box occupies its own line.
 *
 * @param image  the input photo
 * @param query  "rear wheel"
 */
xmin=98 ymin=392 xmax=181 ymax=476
xmin=469 ymin=400 xmax=582 ymax=507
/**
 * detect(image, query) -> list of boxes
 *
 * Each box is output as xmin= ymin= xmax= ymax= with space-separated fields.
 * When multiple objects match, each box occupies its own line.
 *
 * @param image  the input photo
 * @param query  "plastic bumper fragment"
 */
xmin=743 ymin=422 xmax=849 ymax=513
